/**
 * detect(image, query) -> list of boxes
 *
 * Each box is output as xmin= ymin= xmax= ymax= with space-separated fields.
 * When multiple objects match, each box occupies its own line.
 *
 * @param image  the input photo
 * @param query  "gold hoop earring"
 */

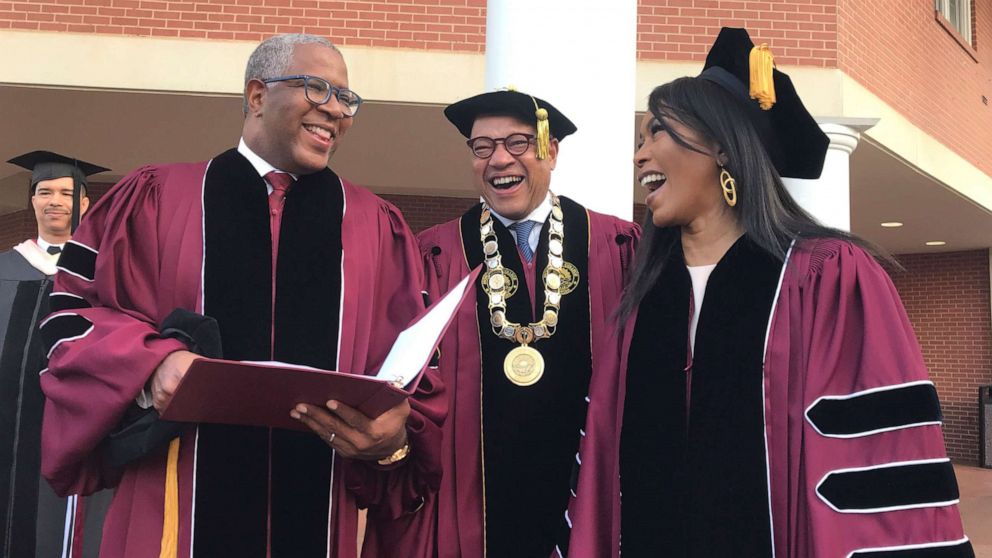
xmin=719 ymin=166 xmax=737 ymax=207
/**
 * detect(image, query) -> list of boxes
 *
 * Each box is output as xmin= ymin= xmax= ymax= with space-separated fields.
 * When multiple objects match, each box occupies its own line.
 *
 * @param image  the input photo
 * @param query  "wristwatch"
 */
xmin=377 ymin=442 xmax=411 ymax=466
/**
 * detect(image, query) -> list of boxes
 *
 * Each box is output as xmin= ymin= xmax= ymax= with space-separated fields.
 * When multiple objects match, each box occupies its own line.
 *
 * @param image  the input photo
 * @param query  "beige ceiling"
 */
xmin=851 ymin=137 xmax=992 ymax=254
xmin=2 ymin=84 xmax=989 ymax=255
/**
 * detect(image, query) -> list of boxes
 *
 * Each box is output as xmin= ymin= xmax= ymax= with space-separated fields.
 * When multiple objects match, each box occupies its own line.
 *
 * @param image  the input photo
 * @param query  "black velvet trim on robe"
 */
xmin=198 ymin=149 xmax=342 ymax=558
xmin=850 ymin=541 xmax=976 ymax=558
xmin=621 ymin=235 xmax=781 ymax=557
xmin=0 ymin=260 xmax=51 ymax=558
xmin=806 ymin=383 xmax=942 ymax=437
xmin=459 ymin=197 xmax=592 ymax=558
xmin=48 ymin=292 xmax=91 ymax=313
xmin=39 ymin=313 xmax=93 ymax=354
xmin=817 ymin=460 xmax=960 ymax=512
xmin=57 ymin=241 xmax=97 ymax=282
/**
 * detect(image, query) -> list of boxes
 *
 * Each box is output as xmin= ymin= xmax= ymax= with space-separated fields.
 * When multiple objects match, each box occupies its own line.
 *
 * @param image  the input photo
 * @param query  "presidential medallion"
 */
xmin=504 ymin=345 xmax=545 ymax=386
xmin=478 ymin=194 xmax=570 ymax=388
xmin=542 ymin=261 xmax=580 ymax=295
xmin=481 ymin=268 xmax=519 ymax=299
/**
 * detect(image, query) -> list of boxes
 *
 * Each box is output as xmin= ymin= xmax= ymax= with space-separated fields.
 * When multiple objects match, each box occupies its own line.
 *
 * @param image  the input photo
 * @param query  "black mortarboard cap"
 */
xmin=7 ymin=150 xmax=108 ymax=192
xmin=444 ymin=89 xmax=577 ymax=142
xmin=699 ymin=28 xmax=829 ymax=179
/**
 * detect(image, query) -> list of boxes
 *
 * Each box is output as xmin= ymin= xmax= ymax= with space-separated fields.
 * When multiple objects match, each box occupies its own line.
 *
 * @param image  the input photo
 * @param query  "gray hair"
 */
xmin=242 ymin=34 xmax=340 ymax=114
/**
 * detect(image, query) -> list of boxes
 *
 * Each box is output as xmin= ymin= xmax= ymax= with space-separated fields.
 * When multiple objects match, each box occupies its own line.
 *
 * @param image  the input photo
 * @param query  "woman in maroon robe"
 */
xmin=618 ymin=28 xmax=973 ymax=557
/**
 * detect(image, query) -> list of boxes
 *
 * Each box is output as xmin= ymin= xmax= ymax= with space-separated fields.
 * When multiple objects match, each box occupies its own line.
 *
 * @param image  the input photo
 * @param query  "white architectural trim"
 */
xmin=0 ymin=29 xmax=484 ymax=104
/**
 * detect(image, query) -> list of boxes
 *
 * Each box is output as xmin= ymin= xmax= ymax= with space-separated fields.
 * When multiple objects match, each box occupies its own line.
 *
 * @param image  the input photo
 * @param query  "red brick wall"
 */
xmin=3 ymin=0 xmax=839 ymax=64
xmin=633 ymin=202 xmax=647 ymax=226
xmin=637 ymin=0 xmax=839 ymax=66
xmin=837 ymin=0 xmax=992 ymax=178
xmin=890 ymin=249 xmax=992 ymax=464
xmin=0 ymin=209 xmax=36 ymax=251
xmin=380 ymin=193 xmax=476 ymax=233
xmin=0 ymin=0 xmax=486 ymax=51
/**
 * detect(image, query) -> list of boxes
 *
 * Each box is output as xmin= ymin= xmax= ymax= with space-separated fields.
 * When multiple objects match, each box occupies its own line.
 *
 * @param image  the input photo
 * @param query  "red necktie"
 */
xmin=265 ymin=171 xmax=294 ymax=356
xmin=265 ymin=171 xmax=294 ymax=254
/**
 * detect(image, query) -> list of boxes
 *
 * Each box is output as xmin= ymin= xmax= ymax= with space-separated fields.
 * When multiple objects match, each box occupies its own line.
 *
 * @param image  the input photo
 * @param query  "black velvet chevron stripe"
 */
xmin=850 ymin=540 xmax=975 ymax=558
xmin=49 ymin=292 xmax=91 ymax=313
xmin=39 ymin=314 xmax=93 ymax=354
xmin=807 ymin=383 xmax=942 ymax=437
xmin=817 ymin=460 xmax=959 ymax=512
xmin=57 ymin=241 xmax=97 ymax=281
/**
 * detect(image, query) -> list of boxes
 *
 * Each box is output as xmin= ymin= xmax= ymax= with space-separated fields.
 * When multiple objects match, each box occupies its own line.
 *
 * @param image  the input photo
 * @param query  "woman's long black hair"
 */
xmin=618 ymin=77 xmax=890 ymax=321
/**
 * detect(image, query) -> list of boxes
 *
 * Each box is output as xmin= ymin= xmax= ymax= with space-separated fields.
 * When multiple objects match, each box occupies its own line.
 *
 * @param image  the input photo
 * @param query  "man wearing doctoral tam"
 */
xmin=0 ymin=150 xmax=112 ymax=558
xmin=36 ymin=34 xmax=445 ymax=558
xmin=620 ymin=27 xmax=973 ymax=557
xmin=404 ymin=89 xmax=638 ymax=558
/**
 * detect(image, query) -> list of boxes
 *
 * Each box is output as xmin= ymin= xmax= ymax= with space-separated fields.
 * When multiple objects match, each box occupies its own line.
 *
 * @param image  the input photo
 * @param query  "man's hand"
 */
xmin=291 ymin=399 xmax=410 ymax=461
xmin=151 ymin=350 xmax=199 ymax=412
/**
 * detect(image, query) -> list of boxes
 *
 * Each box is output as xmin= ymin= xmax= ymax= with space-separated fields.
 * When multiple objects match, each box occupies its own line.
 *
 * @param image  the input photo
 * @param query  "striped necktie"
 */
xmin=509 ymin=220 xmax=537 ymax=263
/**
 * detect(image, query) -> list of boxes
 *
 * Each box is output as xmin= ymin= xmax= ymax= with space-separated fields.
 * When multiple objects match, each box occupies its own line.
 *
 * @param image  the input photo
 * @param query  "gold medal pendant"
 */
xmin=504 ymin=345 xmax=545 ymax=386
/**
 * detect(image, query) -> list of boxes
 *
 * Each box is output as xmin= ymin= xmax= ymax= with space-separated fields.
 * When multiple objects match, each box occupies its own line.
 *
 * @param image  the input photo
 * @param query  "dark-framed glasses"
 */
xmin=466 ymin=133 xmax=536 ymax=159
xmin=261 ymin=74 xmax=363 ymax=117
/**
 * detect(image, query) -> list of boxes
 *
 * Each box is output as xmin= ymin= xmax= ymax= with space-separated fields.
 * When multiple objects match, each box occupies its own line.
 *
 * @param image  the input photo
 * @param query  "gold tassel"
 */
xmin=749 ymin=44 xmax=777 ymax=110
xmin=159 ymin=437 xmax=180 ymax=558
xmin=535 ymin=107 xmax=550 ymax=160
xmin=527 ymin=94 xmax=550 ymax=160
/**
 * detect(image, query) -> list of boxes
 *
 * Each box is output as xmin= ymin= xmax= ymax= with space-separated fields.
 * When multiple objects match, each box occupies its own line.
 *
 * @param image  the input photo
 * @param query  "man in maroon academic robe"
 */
xmin=37 ymin=34 xmax=444 ymax=558
xmin=405 ymin=90 xmax=637 ymax=558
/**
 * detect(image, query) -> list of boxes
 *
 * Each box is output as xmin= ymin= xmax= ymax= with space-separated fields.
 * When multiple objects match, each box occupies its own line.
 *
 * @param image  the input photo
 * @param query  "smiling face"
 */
xmin=243 ymin=43 xmax=354 ymax=175
xmin=469 ymin=115 xmax=558 ymax=220
xmin=634 ymin=112 xmax=726 ymax=229
xmin=31 ymin=176 xmax=89 ymax=242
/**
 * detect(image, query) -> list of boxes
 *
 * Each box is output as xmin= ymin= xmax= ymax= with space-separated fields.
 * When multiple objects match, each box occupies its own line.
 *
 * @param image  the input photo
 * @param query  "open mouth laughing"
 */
xmin=639 ymin=172 xmax=667 ymax=193
xmin=303 ymin=123 xmax=336 ymax=145
xmin=490 ymin=175 xmax=524 ymax=190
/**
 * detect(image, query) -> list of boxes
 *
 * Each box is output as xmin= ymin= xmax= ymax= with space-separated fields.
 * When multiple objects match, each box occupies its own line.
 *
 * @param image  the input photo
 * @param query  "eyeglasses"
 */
xmin=261 ymin=74 xmax=363 ymax=117
xmin=466 ymin=133 xmax=536 ymax=159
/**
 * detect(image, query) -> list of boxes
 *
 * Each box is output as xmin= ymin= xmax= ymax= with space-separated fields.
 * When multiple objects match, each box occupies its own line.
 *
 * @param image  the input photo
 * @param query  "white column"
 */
xmin=782 ymin=119 xmax=877 ymax=231
xmin=485 ymin=0 xmax=638 ymax=220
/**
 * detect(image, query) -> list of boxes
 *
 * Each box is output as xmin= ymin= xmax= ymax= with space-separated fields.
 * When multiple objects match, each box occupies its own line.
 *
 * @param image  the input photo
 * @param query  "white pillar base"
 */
xmin=783 ymin=120 xmax=877 ymax=232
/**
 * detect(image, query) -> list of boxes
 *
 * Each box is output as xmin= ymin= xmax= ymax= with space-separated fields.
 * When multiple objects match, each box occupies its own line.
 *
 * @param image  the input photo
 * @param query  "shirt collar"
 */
xmin=35 ymin=237 xmax=63 ymax=251
xmin=489 ymin=191 xmax=554 ymax=228
xmin=237 ymin=138 xmax=298 ymax=181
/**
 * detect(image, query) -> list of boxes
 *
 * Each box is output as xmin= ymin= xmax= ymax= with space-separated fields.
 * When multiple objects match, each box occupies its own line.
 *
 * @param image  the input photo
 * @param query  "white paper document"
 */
xmin=373 ymin=271 xmax=475 ymax=387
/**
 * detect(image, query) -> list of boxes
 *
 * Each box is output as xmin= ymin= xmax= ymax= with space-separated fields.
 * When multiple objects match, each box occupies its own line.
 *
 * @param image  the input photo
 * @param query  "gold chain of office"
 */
xmin=479 ymin=194 xmax=579 ymax=387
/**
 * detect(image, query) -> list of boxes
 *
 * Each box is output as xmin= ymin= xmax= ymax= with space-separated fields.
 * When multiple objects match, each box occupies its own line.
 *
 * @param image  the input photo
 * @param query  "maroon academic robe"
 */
xmin=414 ymin=200 xmax=638 ymax=558
xmin=38 ymin=152 xmax=444 ymax=558
xmin=620 ymin=237 xmax=972 ymax=556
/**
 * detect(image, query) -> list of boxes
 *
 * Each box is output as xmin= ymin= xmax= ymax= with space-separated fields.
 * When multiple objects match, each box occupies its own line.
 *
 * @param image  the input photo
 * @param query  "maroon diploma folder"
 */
xmin=159 ymin=266 xmax=481 ymax=431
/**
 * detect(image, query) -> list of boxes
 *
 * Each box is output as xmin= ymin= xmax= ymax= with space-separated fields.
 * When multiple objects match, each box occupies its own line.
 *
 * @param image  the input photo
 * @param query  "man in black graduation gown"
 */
xmin=0 ymin=151 xmax=111 ymax=558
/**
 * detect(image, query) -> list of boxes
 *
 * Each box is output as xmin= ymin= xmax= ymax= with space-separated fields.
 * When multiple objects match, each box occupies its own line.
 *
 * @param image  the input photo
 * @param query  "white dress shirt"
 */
xmin=489 ymin=192 xmax=553 ymax=253
xmin=237 ymin=138 xmax=297 ymax=194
